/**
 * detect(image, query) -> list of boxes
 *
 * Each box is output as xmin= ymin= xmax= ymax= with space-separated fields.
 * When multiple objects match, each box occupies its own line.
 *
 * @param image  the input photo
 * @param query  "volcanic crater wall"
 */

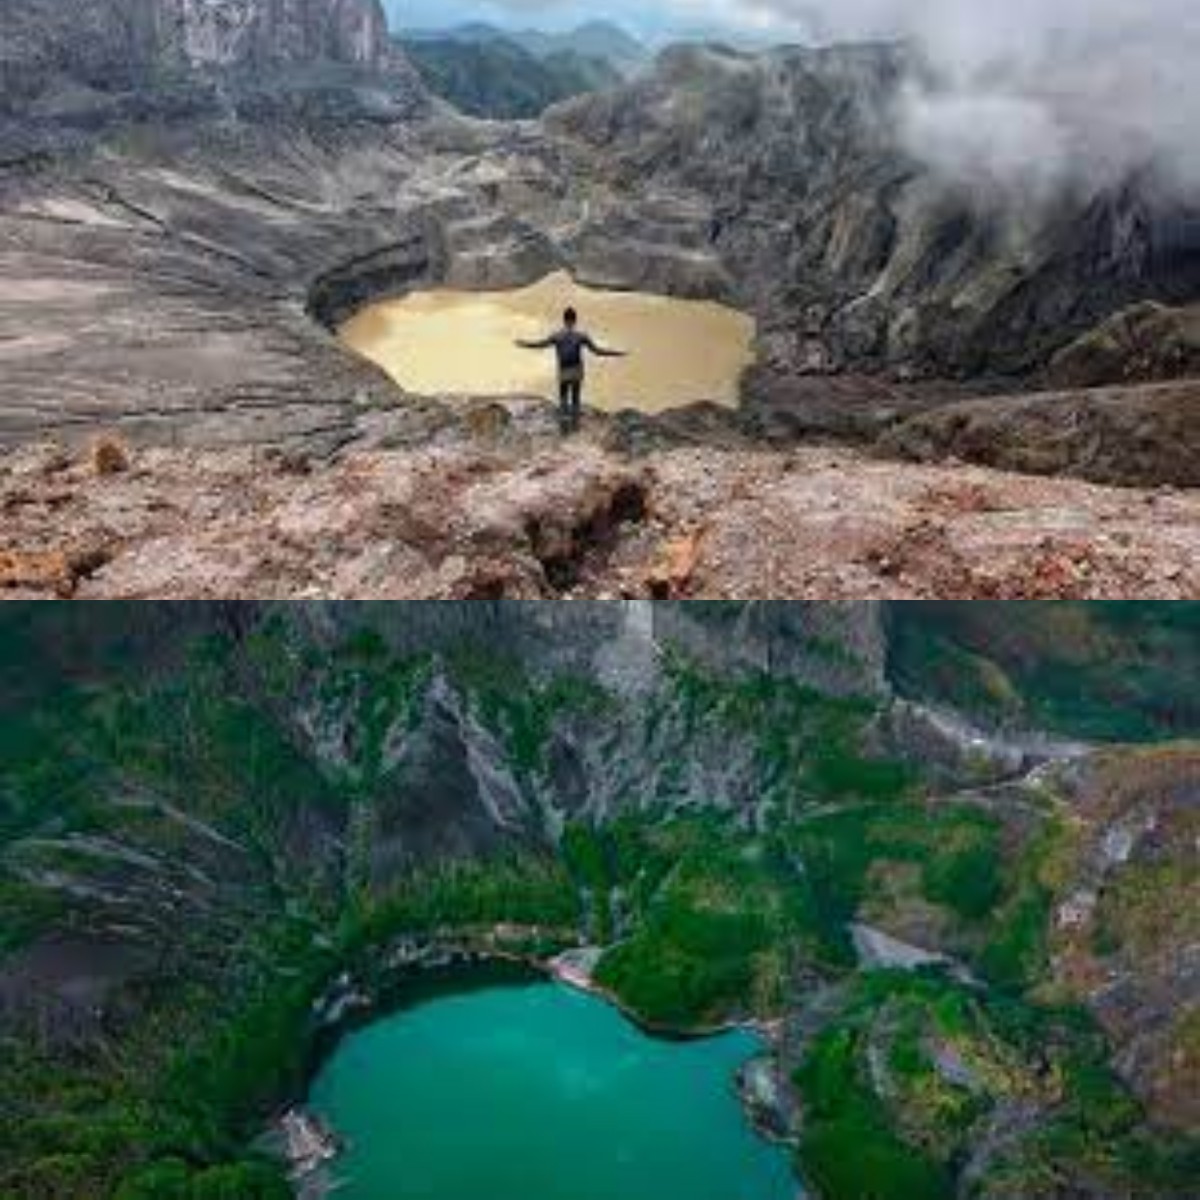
xmin=0 ymin=0 xmax=396 ymax=101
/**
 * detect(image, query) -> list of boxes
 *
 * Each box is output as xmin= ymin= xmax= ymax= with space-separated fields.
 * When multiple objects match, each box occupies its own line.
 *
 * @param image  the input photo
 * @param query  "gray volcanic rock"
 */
xmin=1048 ymin=302 xmax=1200 ymax=390
xmin=549 ymin=43 xmax=1200 ymax=379
xmin=880 ymin=379 xmax=1200 ymax=489
xmin=0 ymin=0 xmax=400 ymax=99
xmin=1 ymin=0 xmax=163 ymax=105
xmin=0 ymin=0 xmax=425 ymax=142
xmin=0 ymin=19 xmax=1197 ymax=494
xmin=0 ymin=119 xmax=442 ymax=452
xmin=162 ymin=0 xmax=394 ymax=70
xmin=0 ymin=2 xmax=432 ymax=453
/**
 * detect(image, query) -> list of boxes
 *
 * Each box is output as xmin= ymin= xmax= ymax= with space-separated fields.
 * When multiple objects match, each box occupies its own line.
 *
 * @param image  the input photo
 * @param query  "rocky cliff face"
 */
xmin=0 ymin=599 xmax=893 ymax=1036
xmin=163 ymin=0 xmax=392 ymax=70
xmin=0 ymin=599 xmax=889 ymax=702
xmin=0 ymin=0 xmax=409 ymax=111
xmin=1048 ymin=746 xmax=1200 ymax=1133
xmin=550 ymin=43 xmax=1200 ymax=380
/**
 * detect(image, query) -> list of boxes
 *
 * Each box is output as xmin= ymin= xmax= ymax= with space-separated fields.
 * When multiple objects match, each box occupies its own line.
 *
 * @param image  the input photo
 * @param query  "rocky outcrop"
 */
xmin=880 ymin=379 xmax=1200 ymax=488
xmin=4 ymin=436 xmax=1197 ymax=600
xmin=850 ymin=922 xmax=962 ymax=975
xmin=1048 ymin=302 xmax=1200 ymax=390
xmin=4 ymin=432 xmax=1199 ymax=600
xmin=0 ymin=599 xmax=889 ymax=1054
xmin=0 ymin=0 xmax=402 ymax=104
xmin=549 ymin=43 xmax=1200 ymax=380
xmin=162 ymin=0 xmax=394 ymax=71
xmin=0 ymin=0 xmax=427 ymax=151
xmin=1049 ymin=747 xmax=1200 ymax=1130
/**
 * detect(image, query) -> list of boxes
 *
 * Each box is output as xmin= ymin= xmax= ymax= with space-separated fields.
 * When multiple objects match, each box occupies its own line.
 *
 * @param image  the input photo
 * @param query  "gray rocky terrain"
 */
xmin=0 ymin=0 xmax=1197 ymax=598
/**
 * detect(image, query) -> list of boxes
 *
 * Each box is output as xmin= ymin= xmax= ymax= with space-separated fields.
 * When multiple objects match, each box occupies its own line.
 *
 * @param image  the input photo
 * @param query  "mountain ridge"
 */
xmin=401 ymin=18 xmax=648 ymax=77
xmin=402 ymin=33 xmax=621 ymax=119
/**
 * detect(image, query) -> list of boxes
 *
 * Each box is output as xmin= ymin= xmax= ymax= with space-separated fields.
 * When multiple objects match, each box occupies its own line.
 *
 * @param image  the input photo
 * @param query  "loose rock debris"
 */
xmin=1 ymin=438 xmax=1196 ymax=600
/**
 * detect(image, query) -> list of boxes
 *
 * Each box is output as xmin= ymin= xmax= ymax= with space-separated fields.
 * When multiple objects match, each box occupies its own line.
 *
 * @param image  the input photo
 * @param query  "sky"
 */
xmin=387 ymin=1 xmax=1200 ymax=201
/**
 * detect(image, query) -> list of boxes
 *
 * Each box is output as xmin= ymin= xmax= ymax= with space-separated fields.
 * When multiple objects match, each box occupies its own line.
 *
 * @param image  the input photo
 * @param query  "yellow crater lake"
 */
xmin=338 ymin=272 xmax=757 ymax=413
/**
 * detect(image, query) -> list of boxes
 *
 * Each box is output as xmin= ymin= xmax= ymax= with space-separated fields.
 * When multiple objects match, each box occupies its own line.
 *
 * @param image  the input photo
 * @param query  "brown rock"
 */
xmin=647 ymin=529 xmax=704 ymax=598
xmin=0 ymin=550 xmax=76 ymax=597
xmin=881 ymin=380 xmax=1200 ymax=489
xmin=91 ymin=435 xmax=130 ymax=477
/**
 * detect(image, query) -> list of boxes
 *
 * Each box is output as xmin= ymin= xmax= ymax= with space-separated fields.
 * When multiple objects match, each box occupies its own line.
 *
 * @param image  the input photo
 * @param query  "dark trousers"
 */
xmin=558 ymin=377 xmax=583 ymax=430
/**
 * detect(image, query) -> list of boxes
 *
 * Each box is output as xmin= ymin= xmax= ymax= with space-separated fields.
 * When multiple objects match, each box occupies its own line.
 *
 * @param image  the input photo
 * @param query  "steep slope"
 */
xmin=1 ymin=602 xmax=1197 ymax=1198
xmin=549 ymin=43 xmax=1200 ymax=380
xmin=0 ymin=0 xmax=426 ymax=149
xmin=1 ymin=0 xmax=403 ymax=101
xmin=888 ymin=602 xmax=1200 ymax=740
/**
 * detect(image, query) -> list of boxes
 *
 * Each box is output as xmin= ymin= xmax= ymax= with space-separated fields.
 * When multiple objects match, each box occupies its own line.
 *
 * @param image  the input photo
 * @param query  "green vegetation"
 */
xmin=792 ymin=970 xmax=1196 ymax=1200
xmin=592 ymin=815 xmax=803 ymax=1025
xmin=663 ymin=657 xmax=914 ymax=806
xmin=889 ymin=602 xmax=1200 ymax=741
xmin=2 ymin=619 xmax=1196 ymax=1200
xmin=354 ymin=855 xmax=581 ymax=950
xmin=0 ymin=624 xmax=406 ymax=1198
xmin=447 ymin=647 xmax=614 ymax=777
xmin=239 ymin=615 xmax=433 ymax=789
xmin=774 ymin=801 xmax=1011 ymax=967
xmin=588 ymin=791 xmax=1008 ymax=1028
xmin=0 ymin=911 xmax=332 ymax=1198
xmin=922 ymin=839 xmax=1003 ymax=919
xmin=115 ymin=1160 xmax=288 ymax=1200
xmin=798 ymin=1021 xmax=954 ymax=1200
xmin=406 ymin=36 xmax=620 ymax=119
xmin=978 ymin=816 xmax=1075 ymax=991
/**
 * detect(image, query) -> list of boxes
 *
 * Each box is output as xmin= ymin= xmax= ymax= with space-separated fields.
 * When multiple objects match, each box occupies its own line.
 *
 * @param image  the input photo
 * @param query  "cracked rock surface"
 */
xmin=3 ymin=422 xmax=1196 ymax=600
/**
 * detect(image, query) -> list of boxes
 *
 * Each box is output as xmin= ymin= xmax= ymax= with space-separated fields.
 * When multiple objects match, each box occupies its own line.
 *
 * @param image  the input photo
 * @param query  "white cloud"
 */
xmin=463 ymin=0 xmax=1200 ymax=199
xmin=715 ymin=0 xmax=1200 ymax=199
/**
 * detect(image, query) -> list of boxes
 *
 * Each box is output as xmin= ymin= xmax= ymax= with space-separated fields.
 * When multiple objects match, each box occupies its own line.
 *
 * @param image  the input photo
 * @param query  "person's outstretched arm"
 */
xmin=584 ymin=336 xmax=627 ymax=358
xmin=516 ymin=335 xmax=556 ymax=350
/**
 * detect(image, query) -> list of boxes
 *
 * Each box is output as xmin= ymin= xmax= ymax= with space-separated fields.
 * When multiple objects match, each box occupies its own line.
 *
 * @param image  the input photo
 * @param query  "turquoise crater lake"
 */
xmin=308 ymin=978 xmax=798 ymax=1200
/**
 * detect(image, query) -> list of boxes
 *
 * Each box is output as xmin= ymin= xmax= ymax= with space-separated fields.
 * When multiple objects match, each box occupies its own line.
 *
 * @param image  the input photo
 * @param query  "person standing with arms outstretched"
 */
xmin=516 ymin=307 xmax=627 ymax=432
